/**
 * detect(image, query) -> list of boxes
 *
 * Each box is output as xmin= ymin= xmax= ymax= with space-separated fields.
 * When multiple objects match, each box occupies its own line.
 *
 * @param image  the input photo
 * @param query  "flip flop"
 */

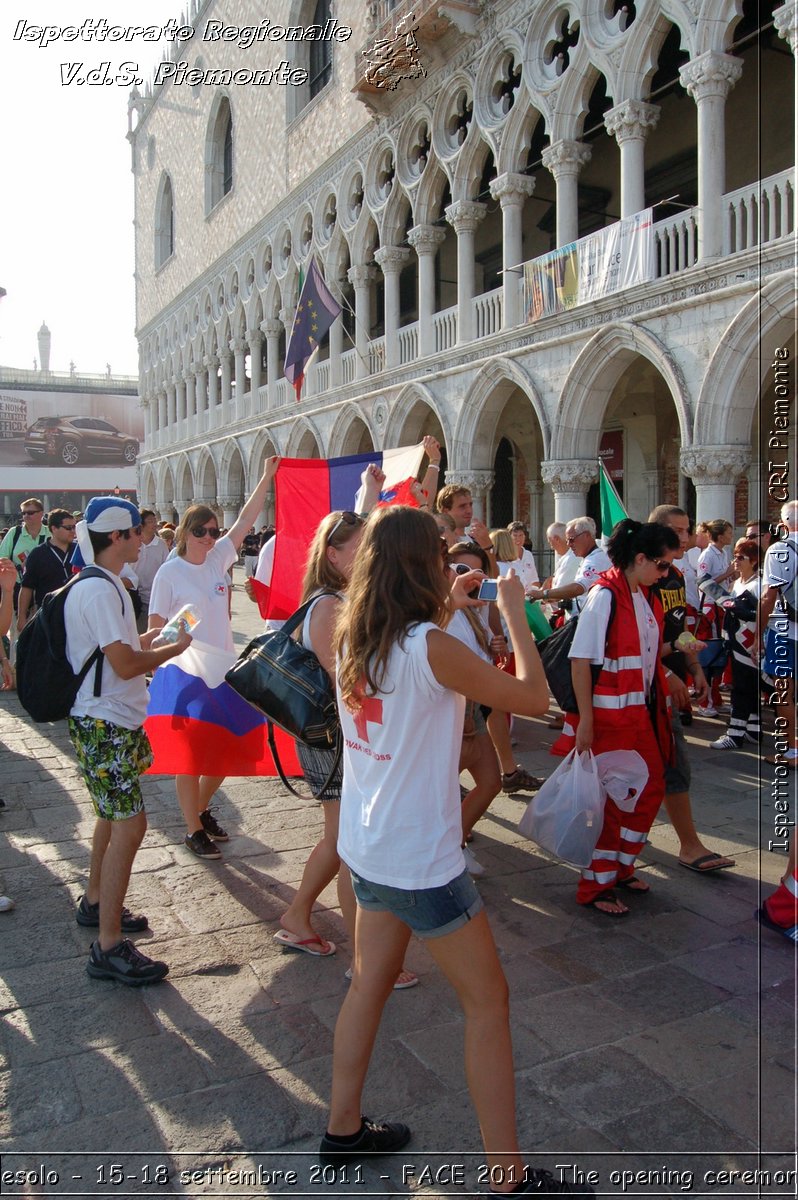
xmin=273 ymin=930 xmax=336 ymax=957
xmin=755 ymin=907 xmax=798 ymax=944
xmin=678 ymin=854 xmax=735 ymax=873
xmin=616 ymin=875 xmax=650 ymax=893
xmin=344 ymin=967 xmax=420 ymax=990
xmin=586 ymin=889 xmax=628 ymax=916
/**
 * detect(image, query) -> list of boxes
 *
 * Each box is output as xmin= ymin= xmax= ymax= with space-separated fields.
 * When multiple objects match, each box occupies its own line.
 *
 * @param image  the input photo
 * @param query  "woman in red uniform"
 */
xmin=554 ymin=519 xmax=680 ymax=915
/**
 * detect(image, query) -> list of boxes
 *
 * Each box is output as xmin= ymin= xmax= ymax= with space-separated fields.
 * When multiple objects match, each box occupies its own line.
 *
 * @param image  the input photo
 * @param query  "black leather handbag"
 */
xmin=224 ymin=592 xmax=342 ymax=799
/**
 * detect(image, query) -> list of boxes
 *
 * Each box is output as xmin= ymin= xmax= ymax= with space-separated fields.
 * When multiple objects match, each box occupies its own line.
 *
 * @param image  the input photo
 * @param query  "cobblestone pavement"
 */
xmin=0 ymin=571 xmax=795 ymax=1198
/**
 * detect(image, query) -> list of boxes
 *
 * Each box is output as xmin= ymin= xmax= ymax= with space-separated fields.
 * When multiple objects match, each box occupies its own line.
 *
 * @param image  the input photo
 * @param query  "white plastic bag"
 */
xmin=593 ymin=750 xmax=649 ymax=814
xmin=518 ymin=749 xmax=606 ymax=867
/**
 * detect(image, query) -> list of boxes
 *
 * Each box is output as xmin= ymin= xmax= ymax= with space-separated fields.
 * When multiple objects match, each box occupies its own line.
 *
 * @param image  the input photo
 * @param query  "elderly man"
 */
xmin=528 ymin=516 xmax=610 ymax=616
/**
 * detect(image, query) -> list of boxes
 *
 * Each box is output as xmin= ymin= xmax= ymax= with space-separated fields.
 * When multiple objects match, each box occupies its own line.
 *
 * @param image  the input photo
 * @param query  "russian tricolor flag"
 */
xmin=144 ymin=640 xmax=302 ymax=777
xmin=261 ymin=445 xmax=425 ymax=621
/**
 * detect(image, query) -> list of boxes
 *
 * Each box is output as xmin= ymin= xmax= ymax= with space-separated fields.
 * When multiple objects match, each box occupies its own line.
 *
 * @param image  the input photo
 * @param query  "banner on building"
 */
xmin=524 ymin=210 xmax=655 ymax=322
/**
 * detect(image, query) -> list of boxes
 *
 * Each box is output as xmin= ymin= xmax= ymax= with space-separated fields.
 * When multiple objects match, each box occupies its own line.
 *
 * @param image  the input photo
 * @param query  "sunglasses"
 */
xmin=191 ymin=525 xmax=222 ymax=539
xmin=59 ymin=524 xmax=77 ymax=532
xmin=733 ymin=553 xmax=749 ymax=560
xmin=566 ymin=532 xmax=586 ymax=544
xmin=21 ymin=509 xmax=42 ymax=517
xmin=649 ymin=558 xmax=671 ymax=572
xmin=327 ymin=511 xmax=360 ymax=543
xmin=451 ymin=561 xmax=472 ymax=576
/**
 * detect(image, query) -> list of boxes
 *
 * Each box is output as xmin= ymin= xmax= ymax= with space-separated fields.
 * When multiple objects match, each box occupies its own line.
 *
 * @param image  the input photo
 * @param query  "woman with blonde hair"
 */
xmin=318 ymin=508 xmax=586 ymax=1197
xmin=273 ymin=509 xmax=417 ymax=986
xmin=148 ymin=457 xmax=280 ymax=859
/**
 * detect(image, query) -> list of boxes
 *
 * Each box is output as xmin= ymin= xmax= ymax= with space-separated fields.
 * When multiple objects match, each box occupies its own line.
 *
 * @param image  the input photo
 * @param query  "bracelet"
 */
xmin=428 ymin=462 xmax=440 ymax=471
xmin=543 ymin=588 xmax=550 ymax=600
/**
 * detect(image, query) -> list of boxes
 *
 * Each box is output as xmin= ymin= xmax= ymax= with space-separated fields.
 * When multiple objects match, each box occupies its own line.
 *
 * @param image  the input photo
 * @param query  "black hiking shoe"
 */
xmin=76 ymin=895 xmax=149 ymax=932
xmin=86 ymin=939 xmax=168 ymax=986
xmin=319 ymin=1117 xmax=411 ymax=1164
xmin=184 ymin=829 xmax=222 ymax=859
xmin=199 ymin=807 xmax=229 ymax=841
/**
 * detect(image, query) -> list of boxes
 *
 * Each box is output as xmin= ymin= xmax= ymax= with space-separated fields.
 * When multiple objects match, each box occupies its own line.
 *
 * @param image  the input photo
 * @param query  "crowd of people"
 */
xmin=0 ymin=462 xmax=796 ymax=1190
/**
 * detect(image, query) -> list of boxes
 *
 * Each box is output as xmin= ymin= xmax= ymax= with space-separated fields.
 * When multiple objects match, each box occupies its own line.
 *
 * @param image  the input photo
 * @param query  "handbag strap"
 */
xmin=280 ymin=588 xmax=340 ymax=639
xmin=267 ymin=720 xmax=343 ymax=800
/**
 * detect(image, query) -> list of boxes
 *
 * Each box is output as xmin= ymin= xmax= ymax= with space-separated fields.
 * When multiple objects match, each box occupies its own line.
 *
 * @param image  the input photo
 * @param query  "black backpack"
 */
xmin=539 ymin=592 xmax=617 ymax=713
xmin=16 ymin=568 xmax=124 ymax=722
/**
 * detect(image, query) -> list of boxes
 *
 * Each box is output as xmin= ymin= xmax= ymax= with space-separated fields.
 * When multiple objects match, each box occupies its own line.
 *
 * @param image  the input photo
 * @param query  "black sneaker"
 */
xmin=86 ymin=939 xmax=168 ymax=986
xmin=199 ymin=807 xmax=229 ymax=841
xmin=481 ymin=1169 xmax=594 ymax=1195
xmin=184 ymin=829 xmax=222 ymax=859
xmin=76 ymin=895 xmax=149 ymax=932
xmin=319 ymin=1117 xmax=411 ymax=1164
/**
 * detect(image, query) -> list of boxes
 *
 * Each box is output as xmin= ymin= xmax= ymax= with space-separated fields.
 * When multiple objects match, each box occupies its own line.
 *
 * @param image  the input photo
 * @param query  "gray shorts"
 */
xmin=664 ymin=710 xmax=691 ymax=794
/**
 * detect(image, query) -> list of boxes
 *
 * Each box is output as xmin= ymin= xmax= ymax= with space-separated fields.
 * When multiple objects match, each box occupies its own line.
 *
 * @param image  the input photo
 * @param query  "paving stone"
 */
xmin=619 ymin=1003 xmax=760 ymax=1091
xmin=533 ymin=1047 xmax=676 ymax=1126
xmin=587 ymin=962 xmax=732 ymax=1023
xmin=516 ymin=985 xmax=649 ymax=1053
xmin=672 ymin=938 xmax=796 ymax=995
xmin=0 ymin=1059 xmax=83 ymax=1137
xmin=689 ymin=1059 xmax=798 ymax=1149
xmin=3 ymin=989 xmax=164 ymax=1066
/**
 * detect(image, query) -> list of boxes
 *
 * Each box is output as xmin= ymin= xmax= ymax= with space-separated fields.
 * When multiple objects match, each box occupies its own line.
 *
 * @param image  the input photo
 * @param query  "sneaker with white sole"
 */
xmin=697 ymin=705 xmax=718 ymax=717
xmin=711 ymin=735 xmax=744 ymax=750
xmin=184 ymin=829 xmax=222 ymax=859
xmin=462 ymin=845 xmax=485 ymax=876
xmin=199 ymin=807 xmax=229 ymax=841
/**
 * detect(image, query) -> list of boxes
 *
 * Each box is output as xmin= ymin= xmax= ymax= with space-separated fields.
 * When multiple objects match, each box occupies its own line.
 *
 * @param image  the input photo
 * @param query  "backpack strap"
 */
xmin=66 ymin=567 xmax=128 ymax=699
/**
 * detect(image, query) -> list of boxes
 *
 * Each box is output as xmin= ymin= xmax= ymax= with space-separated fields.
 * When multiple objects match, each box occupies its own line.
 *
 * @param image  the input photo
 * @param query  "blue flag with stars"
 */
xmin=284 ymin=258 xmax=341 ymax=401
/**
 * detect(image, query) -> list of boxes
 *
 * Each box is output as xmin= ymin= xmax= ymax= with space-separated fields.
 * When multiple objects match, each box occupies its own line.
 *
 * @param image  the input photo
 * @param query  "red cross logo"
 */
xmin=353 ymin=691 xmax=383 ymax=743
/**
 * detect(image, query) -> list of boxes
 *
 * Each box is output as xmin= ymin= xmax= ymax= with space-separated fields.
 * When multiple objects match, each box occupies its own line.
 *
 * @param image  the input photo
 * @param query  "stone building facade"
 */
xmin=132 ymin=0 xmax=796 ymax=540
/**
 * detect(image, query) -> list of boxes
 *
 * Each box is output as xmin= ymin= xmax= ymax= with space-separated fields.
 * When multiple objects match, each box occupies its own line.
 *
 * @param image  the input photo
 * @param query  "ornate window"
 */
xmin=205 ymin=94 xmax=233 ymax=215
xmin=154 ymin=173 xmax=174 ymax=267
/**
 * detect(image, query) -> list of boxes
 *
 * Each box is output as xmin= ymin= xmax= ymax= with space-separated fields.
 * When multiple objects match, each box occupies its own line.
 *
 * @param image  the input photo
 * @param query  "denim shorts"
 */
xmin=349 ymin=867 xmax=484 ymax=939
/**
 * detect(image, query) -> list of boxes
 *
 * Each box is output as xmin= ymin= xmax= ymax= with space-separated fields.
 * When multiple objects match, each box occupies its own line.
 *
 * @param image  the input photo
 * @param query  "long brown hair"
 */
xmin=300 ymin=511 xmax=364 ymax=603
xmin=335 ymin=506 xmax=450 ymax=710
xmin=175 ymin=504 xmax=217 ymax=557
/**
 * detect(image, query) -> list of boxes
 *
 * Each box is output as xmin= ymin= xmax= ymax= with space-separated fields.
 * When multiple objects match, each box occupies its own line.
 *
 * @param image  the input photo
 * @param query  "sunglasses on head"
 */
xmin=327 ymin=511 xmax=360 ymax=543
xmin=191 ymin=525 xmax=222 ymax=539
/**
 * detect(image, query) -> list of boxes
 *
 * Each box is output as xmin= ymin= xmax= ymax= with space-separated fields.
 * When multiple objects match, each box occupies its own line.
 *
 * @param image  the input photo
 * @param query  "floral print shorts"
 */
xmin=68 ymin=717 xmax=153 ymax=821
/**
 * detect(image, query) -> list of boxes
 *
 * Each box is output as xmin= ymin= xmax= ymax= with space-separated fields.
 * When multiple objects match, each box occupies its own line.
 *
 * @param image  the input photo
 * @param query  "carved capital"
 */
xmin=229 ymin=338 xmax=247 ymax=354
xmin=173 ymin=500 xmax=190 ymax=518
xmin=218 ymin=494 xmax=242 ymax=510
xmin=260 ymin=318 xmax=283 ymax=338
xmin=540 ymin=459 xmax=598 ymax=492
xmin=444 ymin=469 xmax=495 ymax=493
xmin=445 ymin=200 xmax=488 ymax=234
xmin=246 ymin=328 xmax=263 ymax=347
xmin=407 ymin=224 xmax=447 ymax=254
xmin=279 ymin=307 xmax=295 ymax=328
xmin=489 ymin=172 xmax=536 ymax=206
xmin=348 ymin=264 xmax=377 ymax=289
xmin=541 ymin=140 xmax=592 ymax=179
xmin=203 ymin=354 xmax=219 ymax=370
xmin=679 ymin=52 xmax=743 ymax=102
xmin=217 ymin=348 xmax=233 ymax=363
xmin=604 ymin=99 xmax=660 ymax=143
xmin=679 ymin=445 xmax=750 ymax=484
xmin=374 ymin=245 xmax=411 ymax=273
xmin=774 ymin=0 xmax=798 ymax=52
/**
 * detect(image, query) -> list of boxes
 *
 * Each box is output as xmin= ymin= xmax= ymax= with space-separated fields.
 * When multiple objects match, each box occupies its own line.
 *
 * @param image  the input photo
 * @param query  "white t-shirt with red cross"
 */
xmin=337 ymin=622 xmax=466 ymax=890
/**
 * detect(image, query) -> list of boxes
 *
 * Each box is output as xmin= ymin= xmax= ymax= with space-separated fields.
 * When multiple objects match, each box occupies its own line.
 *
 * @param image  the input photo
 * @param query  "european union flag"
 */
xmin=284 ymin=258 xmax=341 ymax=401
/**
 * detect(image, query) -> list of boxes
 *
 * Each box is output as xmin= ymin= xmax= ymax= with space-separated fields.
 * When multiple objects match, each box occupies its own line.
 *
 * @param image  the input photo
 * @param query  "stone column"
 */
xmin=157 ymin=389 xmax=167 ymax=447
xmin=541 ymin=140 xmax=592 ymax=247
xmin=173 ymin=500 xmax=190 ymax=522
xmin=348 ymin=264 xmax=376 ymax=379
xmin=218 ymin=494 xmax=242 ymax=529
xmin=194 ymin=365 xmax=207 ymax=433
xmin=641 ymin=468 xmax=664 ymax=516
xmin=540 ymin=459 xmax=598 ymax=525
xmin=603 ymin=100 xmax=660 ymax=218
xmin=375 ymin=246 xmax=411 ymax=369
xmin=490 ymin=173 xmax=536 ymax=328
xmin=219 ymin=349 xmax=233 ymax=427
xmin=679 ymin=53 xmax=743 ymax=260
xmin=166 ymin=380 xmax=177 ymax=431
xmin=141 ymin=397 xmax=152 ymax=449
xmin=231 ymin=337 xmax=247 ymax=416
xmin=527 ymin=479 xmax=544 ymax=551
xmin=445 ymin=200 xmax=487 ymax=345
xmin=261 ymin=318 xmax=282 ymax=409
xmin=408 ymin=224 xmax=446 ymax=358
xmin=183 ymin=368 xmax=195 ymax=438
xmin=327 ymin=281 xmax=344 ymax=388
xmin=176 ymin=375 xmax=188 ymax=441
xmin=247 ymin=329 xmax=263 ymax=406
xmin=444 ymin=469 xmax=495 ymax=524
xmin=680 ymin=445 xmax=749 ymax=523
xmin=205 ymin=355 xmax=220 ymax=427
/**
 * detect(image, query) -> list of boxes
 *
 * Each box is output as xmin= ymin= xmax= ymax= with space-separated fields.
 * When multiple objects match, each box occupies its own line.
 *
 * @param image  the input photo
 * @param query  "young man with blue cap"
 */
xmin=66 ymin=496 xmax=192 ymax=985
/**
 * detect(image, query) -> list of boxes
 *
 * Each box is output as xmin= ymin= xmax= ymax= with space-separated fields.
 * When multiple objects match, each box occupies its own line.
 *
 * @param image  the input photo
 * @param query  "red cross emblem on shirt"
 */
xmin=353 ymin=691 xmax=383 ymax=743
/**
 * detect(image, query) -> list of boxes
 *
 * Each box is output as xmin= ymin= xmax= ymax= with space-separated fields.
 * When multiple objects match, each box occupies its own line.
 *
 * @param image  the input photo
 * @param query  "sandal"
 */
xmin=587 ymin=889 xmax=629 ymax=916
xmin=616 ymin=875 xmax=650 ymax=894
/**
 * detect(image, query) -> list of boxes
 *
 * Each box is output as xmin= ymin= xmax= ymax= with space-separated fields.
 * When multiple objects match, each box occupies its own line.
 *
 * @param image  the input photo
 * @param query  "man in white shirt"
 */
xmin=133 ymin=509 xmax=169 ymax=633
xmin=66 ymin=497 xmax=191 ymax=985
xmin=528 ymin=516 xmax=610 ymax=616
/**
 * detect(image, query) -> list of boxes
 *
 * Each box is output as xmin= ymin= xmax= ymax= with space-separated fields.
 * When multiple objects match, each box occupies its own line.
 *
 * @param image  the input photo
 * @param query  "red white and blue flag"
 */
xmin=284 ymin=259 xmax=341 ymax=401
xmin=252 ymin=444 xmax=426 ymax=621
xmin=145 ymin=640 xmax=302 ymax=778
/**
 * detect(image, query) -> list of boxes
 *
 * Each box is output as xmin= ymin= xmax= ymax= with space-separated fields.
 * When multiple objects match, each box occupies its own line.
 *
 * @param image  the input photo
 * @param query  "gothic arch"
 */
xmin=327 ymin=403 xmax=377 ymax=457
xmin=453 ymin=359 xmax=550 ymax=470
xmin=413 ymin=156 xmax=449 ymax=226
xmin=195 ymin=447 xmax=219 ymax=502
xmin=248 ymin=429 xmax=282 ymax=489
xmin=383 ymin=382 xmax=451 ymax=454
xmin=219 ymin=438 xmax=247 ymax=499
xmin=553 ymin=323 xmax=693 ymax=461
xmin=694 ymin=271 xmax=797 ymax=447
xmin=140 ymin=463 xmax=157 ymax=507
xmin=285 ymin=416 xmax=323 ymax=457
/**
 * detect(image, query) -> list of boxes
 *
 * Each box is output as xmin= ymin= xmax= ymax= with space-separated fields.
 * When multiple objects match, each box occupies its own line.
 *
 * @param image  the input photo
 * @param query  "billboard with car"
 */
xmin=0 ymin=386 xmax=143 ymax=492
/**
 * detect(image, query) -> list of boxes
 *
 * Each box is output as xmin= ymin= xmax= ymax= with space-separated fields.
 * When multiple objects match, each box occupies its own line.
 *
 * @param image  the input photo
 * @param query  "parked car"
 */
xmin=24 ymin=416 xmax=139 ymax=466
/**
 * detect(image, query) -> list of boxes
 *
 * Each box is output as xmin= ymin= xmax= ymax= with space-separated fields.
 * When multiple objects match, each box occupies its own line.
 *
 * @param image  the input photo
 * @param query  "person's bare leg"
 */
xmin=487 ymin=710 xmax=517 ymax=775
xmin=86 ymin=819 xmax=112 ymax=904
xmin=176 ymin=775 xmax=202 ymax=834
xmin=336 ymin=862 xmax=357 ymax=943
xmin=425 ymin=911 xmax=525 ymax=1193
xmin=327 ymin=908 xmax=412 ymax=1135
xmin=665 ymin=791 xmax=735 ymax=868
xmin=198 ymin=775 xmax=225 ymax=809
xmin=280 ymin=801 xmax=344 ymax=949
xmin=461 ymin=735 xmax=501 ymax=839
xmin=98 ymin=812 xmax=147 ymax=950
